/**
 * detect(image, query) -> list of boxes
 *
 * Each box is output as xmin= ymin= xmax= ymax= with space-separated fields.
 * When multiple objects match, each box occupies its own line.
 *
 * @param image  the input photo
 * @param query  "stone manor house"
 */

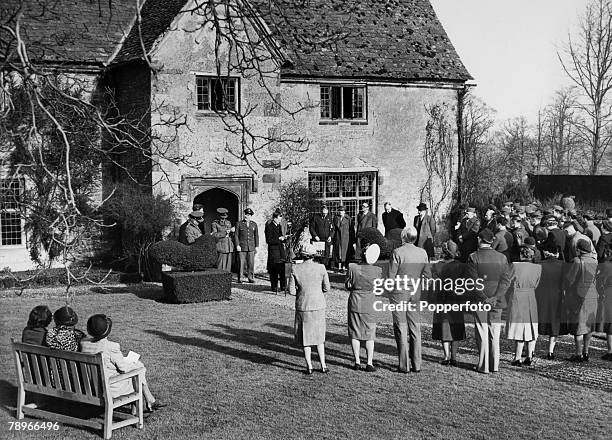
xmin=1 ymin=0 xmax=471 ymax=271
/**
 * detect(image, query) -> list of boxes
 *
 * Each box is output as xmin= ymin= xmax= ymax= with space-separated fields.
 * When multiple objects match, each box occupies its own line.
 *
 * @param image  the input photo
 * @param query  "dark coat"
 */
xmin=414 ymin=213 xmax=436 ymax=258
xmin=265 ymin=220 xmax=286 ymax=268
xmin=545 ymin=228 xmax=566 ymax=260
xmin=310 ymin=213 xmax=335 ymax=258
xmin=234 ymin=219 xmax=259 ymax=251
xmin=334 ymin=214 xmax=354 ymax=261
xmin=22 ymin=327 xmax=47 ymax=346
xmin=178 ymin=220 xmax=202 ymax=245
xmin=382 ymin=208 xmax=406 ymax=237
xmin=356 ymin=211 xmax=377 ymax=235
xmin=458 ymin=216 xmax=480 ymax=259
xmin=465 ymin=247 xmax=514 ymax=310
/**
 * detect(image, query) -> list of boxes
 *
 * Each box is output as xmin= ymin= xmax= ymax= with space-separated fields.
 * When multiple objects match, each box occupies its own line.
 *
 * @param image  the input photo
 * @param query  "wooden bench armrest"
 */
xmin=109 ymin=368 xmax=145 ymax=384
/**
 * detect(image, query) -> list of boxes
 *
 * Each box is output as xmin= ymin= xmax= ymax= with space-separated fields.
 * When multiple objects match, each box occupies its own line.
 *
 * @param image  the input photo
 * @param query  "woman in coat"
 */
xmin=507 ymin=246 xmax=542 ymax=366
xmin=345 ymin=244 xmax=382 ymax=372
xmin=596 ymin=252 xmax=612 ymax=360
xmin=289 ymin=243 xmax=331 ymax=374
xmin=333 ymin=206 xmax=354 ymax=273
xmin=535 ymin=241 xmax=566 ymax=359
xmin=564 ymin=239 xmax=599 ymax=362
xmin=431 ymin=240 xmax=466 ymax=366
xmin=80 ymin=314 xmax=166 ymax=412
xmin=22 ymin=305 xmax=52 ymax=346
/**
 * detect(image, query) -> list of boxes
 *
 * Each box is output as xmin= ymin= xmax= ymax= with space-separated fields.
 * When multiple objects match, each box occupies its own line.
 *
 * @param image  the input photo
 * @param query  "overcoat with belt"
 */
xmin=211 ymin=219 xmax=235 ymax=253
xmin=414 ymin=213 xmax=436 ymax=258
xmin=333 ymin=214 xmax=354 ymax=261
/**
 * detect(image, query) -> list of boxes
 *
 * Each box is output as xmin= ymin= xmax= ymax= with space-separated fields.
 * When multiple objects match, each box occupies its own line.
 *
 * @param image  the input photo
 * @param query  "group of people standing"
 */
xmin=287 ymin=200 xmax=612 ymax=375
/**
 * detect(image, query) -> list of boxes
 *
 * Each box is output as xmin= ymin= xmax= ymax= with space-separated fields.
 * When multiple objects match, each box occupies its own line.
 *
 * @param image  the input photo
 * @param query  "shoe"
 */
xmin=365 ymin=364 xmax=377 ymax=373
xmin=248 ymin=279 xmax=255 ymax=283
xmin=396 ymin=367 xmax=409 ymax=374
xmin=568 ymin=354 xmax=584 ymax=362
xmin=353 ymin=363 xmax=361 ymax=371
xmin=511 ymin=360 xmax=523 ymax=367
xmin=410 ymin=367 xmax=421 ymax=373
xmin=271 ymin=288 xmax=279 ymax=294
xmin=546 ymin=353 xmax=555 ymax=360
xmin=145 ymin=401 xmax=167 ymax=413
xmin=582 ymin=353 xmax=590 ymax=362
xmin=440 ymin=359 xmax=451 ymax=366
xmin=321 ymin=367 xmax=330 ymax=374
xmin=473 ymin=366 xmax=489 ymax=374
xmin=523 ymin=357 xmax=532 ymax=366
xmin=304 ymin=368 xmax=313 ymax=375
xmin=449 ymin=359 xmax=458 ymax=367
xmin=236 ymin=279 xmax=242 ymax=284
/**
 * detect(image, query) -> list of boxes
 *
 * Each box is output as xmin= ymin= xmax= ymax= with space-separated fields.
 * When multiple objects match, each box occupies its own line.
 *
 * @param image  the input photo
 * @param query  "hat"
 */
xmin=523 ymin=237 xmax=537 ymax=248
xmin=486 ymin=204 xmax=497 ymax=212
xmin=273 ymin=208 xmax=283 ymax=216
xmin=606 ymin=207 xmax=612 ymax=218
xmin=583 ymin=210 xmax=595 ymax=220
xmin=534 ymin=228 xmax=548 ymax=242
xmin=364 ymin=244 xmax=381 ymax=265
xmin=478 ymin=229 xmax=494 ymax=244
xmin=53 ymin=306 xmax=78 ymax=327
xmin=553 ymin=205 xmax=563 ymax=212
xmin=217 ymin=207 xmax=228 ymax=215
xmin=465 ymin=207 xmax=476 ymax=213
xmin=442 ymin=240 xmax=459 ymax=259
xmin=244 ymin=208 xmax=254 ymax=215
xmin=338 ymin=205 xmax=347 ymax=211
xmin=189 ymin=211 xmax=203 ymax=218
xmin=300 ymin=243 xmax=317 ymax=256
xmin=417 ymin=202 xmax=428 ymax=211
xmin=576 ymin=239 xmax=592 ymax=254
xmin=87 ymin=314 xmax=113 ymax=342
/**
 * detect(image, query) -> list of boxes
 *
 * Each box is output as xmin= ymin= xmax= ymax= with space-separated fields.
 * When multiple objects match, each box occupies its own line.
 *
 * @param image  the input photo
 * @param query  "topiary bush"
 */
xmin=149 ymin=235 xmax=217 ymax=271
xmin=162 ymin=270 xmax=231 ymax=303
xmin=358 ymin=227 xmax=392 ymax=259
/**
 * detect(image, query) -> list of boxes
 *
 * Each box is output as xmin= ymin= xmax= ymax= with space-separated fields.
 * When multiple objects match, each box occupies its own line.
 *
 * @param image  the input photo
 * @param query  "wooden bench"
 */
xmin=12 ymin=340 xmax=145 ymax=439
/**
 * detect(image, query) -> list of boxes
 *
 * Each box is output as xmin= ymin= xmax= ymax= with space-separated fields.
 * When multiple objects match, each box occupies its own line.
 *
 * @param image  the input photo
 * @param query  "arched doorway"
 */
xmin=193 ymin=188 xmax=239 ymax=235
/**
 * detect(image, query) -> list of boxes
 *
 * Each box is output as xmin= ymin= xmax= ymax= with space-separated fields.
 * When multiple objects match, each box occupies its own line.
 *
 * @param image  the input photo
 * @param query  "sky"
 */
xmin=430 ymin=0 xmax=588 ymax=122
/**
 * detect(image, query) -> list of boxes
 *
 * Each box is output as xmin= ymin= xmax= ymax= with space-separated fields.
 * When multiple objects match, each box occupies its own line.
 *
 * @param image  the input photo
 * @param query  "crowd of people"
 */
xmin=288 ymin=200 xmax=612 ymax=375
xmin=21 ymin=305 xmax=166 ymax=413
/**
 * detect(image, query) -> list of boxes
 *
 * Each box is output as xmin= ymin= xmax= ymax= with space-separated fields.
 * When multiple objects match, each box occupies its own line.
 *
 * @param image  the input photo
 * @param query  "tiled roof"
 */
xmin=1 ymin=0 xmax=136 ymax=66
xmin=250 ymin=0 xmax=472 ymax=82
xmin=5 ymin=0 xmax=471 ymax=82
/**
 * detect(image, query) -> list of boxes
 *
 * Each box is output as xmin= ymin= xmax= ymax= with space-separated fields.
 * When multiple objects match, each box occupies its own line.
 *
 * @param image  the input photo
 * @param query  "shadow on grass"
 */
xmin=232 ymin=283 xmax=275 ymax=294
xmin=89 ymin=285 xmax=169 ymax=303
xmin=0 ymin=380 xmax=16 ymax=416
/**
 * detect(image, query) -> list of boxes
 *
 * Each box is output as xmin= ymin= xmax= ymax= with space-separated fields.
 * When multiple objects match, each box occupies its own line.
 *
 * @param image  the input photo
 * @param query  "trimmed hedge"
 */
xmin=149 ymin=235 xmax=217 ymax=271
xmin=162 ymin=270 xmax=232 ymax=303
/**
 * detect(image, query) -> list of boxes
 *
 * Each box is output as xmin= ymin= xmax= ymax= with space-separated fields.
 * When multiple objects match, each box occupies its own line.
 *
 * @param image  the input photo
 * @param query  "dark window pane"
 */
xmin=342 ymin=87 xmax=353 ymax=119
xmin=331 ymin=86 xmax=342 ymax=119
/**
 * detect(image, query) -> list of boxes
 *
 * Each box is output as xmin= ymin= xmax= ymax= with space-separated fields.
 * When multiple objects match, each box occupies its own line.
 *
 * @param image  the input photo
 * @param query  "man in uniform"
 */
xmin=234 ymin=208 xmax=258 ymax=283
xmin=309 ymin=204 xmax=335 ymax=268
xmin=179 ymin=211 xmax=203 ymax=245
xmin=211 ymin=207 xmax=235 ymax=271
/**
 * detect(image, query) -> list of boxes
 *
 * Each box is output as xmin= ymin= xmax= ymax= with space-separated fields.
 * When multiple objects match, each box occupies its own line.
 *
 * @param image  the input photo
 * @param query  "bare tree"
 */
xmin=559 ymin=0 xmax=612 ymax=174
xmin=498 ymin=116 xmax=534 ymax=182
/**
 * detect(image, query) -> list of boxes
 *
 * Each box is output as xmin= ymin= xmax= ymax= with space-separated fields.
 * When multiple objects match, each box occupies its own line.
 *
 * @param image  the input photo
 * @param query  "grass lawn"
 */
xmin=1 ymin=276 xmax=611 ymax=440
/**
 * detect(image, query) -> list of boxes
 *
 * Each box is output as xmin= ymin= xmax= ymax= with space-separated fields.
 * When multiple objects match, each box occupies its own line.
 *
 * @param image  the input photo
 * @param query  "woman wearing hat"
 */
xmin=506 ymin=245 xmax=542 ymax=366
xmin=80 ymin=315 xmax=165 ymax=412
xmin=564 ymin=239 xmax=599 ymax=361
xmin=345 ymin=243 xmax=383 ymax=372
xmin=289 ymin=243 xmax=331 ymax=374
xmin=45 ymin=306 xmax=86 ymax=351
xmin=431 ymin=240 xmax=467 ymax=366
xmin=535 ymin=241 xmax=567 ymax=359
xmin=596 ymin=247 xmax=612 ymax=360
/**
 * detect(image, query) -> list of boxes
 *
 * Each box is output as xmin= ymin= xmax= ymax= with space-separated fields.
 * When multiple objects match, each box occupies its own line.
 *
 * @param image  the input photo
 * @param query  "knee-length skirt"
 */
xmin=348 ymin=311 xmax=376 ymax=341
xmin=294 ymin=309 xmax=326 ymax=346
xmin=432 ymin=311 xmax=466 ymax=341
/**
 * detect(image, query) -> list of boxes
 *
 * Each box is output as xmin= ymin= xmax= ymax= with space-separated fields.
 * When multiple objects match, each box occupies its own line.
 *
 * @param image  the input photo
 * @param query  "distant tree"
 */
xmin=498 ymin=116 xmax=534 ymax=182
xmin=559 ymin=0 xmax=612 ymax=174
xmin=542 ymin=88 xmax=582 ymax=174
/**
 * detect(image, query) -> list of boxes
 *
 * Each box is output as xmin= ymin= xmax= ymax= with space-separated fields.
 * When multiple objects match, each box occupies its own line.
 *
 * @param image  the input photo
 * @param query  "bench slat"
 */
xmin=40 ymin=355 xmax=52 ymax=387
xmin=23 ymin=383 xmax=104 ymax=405
xmin=79 ymin=362 xmax=93 ymax=396
xmin=22 ymin=406 xmax=103 ymax=430
xmin=12 ymin=342 xmax=100 ymax=362
xmin=30 ymin=354 xmax=43 ymax=386
xmin=89 ymin=364 xmax=101 ymax=397
xmin=68 ymin=361 xmax=82 ymax=394
xmin=20 ymin=352 xmax=33 ymax=383
xmin=49 ymin=356 xmax=61 ymax=390
xmin=59 ymin=359 xmax=72 ymax=392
